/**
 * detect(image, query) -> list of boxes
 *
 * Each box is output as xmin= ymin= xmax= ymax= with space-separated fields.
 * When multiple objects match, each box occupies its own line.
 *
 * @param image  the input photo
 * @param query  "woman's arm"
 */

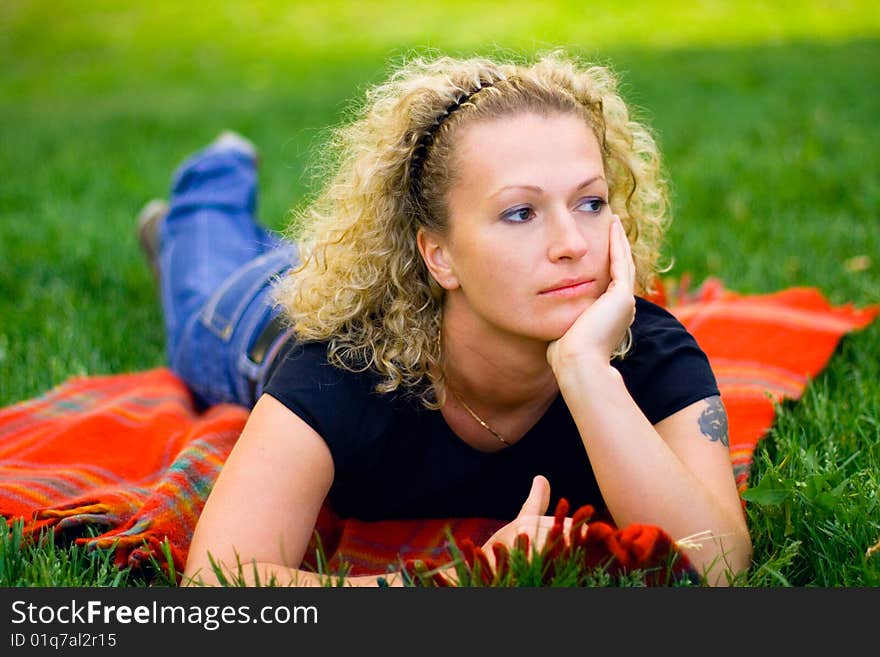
xmin=654 ymin=394 xmax=752 ymax=579
xmin=556 ymin=365 xmax=751 ymax=584
xmin=182 ymin=394 xmax=404 ymax=587
xmin=547 ymin=217 xmax=751 ymax=585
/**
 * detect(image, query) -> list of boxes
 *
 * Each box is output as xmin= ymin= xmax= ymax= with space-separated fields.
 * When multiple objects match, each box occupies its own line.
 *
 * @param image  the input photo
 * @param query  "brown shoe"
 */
xmin=136 ymin=198 xmax=168 ymax=281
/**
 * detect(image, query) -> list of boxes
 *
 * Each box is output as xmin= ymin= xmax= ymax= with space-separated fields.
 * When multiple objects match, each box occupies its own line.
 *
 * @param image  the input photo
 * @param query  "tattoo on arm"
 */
xmin=698 ymin=396 xmax=729 ymax=447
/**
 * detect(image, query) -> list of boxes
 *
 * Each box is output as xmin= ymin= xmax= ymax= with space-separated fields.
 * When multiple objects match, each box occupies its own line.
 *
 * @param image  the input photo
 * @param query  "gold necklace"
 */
xmin=450 ymin=388 xmax=511 ymax=447
xmin=438 ymin=323 xmax=510 ymax=447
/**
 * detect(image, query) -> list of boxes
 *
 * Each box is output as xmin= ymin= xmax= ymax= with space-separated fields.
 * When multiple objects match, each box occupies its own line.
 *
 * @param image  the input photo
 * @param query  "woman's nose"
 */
xmin=546 ymin=211 xmax=589 ymax=262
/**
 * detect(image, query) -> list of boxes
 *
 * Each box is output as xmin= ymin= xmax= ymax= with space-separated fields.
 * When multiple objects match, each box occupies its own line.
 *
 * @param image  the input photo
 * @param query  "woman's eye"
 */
xmin=577 ymin=197 xmax=607 ymax=214
xmin=501 ymin=206 xmax=535 ymax=223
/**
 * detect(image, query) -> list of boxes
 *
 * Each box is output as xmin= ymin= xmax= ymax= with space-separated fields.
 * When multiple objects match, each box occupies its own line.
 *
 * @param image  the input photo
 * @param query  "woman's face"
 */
xmin=421 ymin=111 xmax=614 ymax=343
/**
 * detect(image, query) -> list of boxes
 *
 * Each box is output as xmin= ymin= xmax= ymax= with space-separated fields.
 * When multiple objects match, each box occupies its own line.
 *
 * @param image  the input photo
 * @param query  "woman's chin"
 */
xmin=534 ymin=311 xmax=590 ymax=342
xmin=542 ymin=301 xmax=594 ymax=339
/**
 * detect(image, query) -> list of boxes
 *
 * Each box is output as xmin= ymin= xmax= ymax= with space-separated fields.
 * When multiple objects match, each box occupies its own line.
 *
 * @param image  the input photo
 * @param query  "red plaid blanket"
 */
xmin=1 ymin=278 xmax=877 ymax=584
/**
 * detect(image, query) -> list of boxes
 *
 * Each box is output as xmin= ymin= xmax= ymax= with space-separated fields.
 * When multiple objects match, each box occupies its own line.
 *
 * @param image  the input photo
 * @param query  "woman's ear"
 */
xmin=417 ymin=228 xmax=460 ymax=291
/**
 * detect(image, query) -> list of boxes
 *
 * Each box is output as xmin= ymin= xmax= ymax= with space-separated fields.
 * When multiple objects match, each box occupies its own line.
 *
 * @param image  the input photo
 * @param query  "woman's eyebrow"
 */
xmin=488 ymin=175 xmax=606 ymax=199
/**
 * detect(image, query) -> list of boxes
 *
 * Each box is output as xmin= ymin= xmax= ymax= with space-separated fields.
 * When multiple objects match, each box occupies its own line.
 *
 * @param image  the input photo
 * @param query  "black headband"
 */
xmin=409 ymin=81 xmax=494 ymax=196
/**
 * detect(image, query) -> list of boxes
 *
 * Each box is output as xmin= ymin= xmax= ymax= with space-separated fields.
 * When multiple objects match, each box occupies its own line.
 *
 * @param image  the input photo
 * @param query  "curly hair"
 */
xmin=272 ymin=49 xmax=671 ymax=408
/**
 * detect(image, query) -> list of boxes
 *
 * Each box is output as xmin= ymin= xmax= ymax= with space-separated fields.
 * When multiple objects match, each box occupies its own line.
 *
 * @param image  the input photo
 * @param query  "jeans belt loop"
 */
xmin=246 ymin=314 xmax=289 ymax=404
xmin=248 ymin=314 xmax=287 ymax=366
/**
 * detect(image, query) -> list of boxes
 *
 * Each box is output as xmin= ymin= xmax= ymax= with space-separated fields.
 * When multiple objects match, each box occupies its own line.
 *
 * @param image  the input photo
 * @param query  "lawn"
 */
xmin=1 ymin=0 xmax=879 ymax=586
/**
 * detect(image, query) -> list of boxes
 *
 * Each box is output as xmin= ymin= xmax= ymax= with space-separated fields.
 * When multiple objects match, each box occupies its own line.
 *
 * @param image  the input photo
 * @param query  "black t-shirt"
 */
xmin=263 ymin=296 xmax=719 ymax=522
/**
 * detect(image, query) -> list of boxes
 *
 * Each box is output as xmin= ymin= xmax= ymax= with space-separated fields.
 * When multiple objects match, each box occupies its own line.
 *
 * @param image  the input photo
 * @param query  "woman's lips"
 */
xmin=539 ymin=279 xmax=595 ymax=297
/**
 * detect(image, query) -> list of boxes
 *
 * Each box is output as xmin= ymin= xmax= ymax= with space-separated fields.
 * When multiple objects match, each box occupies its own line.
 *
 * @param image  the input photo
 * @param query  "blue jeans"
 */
xmin=158 ymin=142 xmax=298 ymax=409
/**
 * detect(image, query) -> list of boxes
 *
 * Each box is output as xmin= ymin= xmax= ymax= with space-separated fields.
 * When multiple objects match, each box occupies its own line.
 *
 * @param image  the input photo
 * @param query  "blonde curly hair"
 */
xmin=272 ymin=49 xmax=671 ymax=408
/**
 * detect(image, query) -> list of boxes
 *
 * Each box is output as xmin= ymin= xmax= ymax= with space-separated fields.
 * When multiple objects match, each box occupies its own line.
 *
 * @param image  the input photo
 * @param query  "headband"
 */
xmin=409 ymin=81 xmax=494 ymax=195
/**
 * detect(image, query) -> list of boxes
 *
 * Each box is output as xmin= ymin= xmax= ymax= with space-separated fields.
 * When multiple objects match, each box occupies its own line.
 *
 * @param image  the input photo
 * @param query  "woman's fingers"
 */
xmin=610 ymin=217 xmax=636 ymax=328
xmin=518 ymin=475 xmax=551 ymax=518
xmin=610 ymin=217 xmax=635 ymax=290
xmin=515 ymin=516 xmax=573 ymax=554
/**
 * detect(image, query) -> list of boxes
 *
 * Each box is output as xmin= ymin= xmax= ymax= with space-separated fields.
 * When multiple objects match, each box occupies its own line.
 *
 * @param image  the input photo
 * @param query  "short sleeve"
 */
xmin=261 ymin=340 xmax=392 ymax=477
xmin=613 ymin=297 xmax=720 ymax=425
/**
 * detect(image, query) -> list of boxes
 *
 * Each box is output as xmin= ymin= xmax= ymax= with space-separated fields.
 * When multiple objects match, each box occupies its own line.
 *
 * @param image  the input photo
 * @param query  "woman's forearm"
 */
xmin=555 ymin=361 xmax=751 ymax=584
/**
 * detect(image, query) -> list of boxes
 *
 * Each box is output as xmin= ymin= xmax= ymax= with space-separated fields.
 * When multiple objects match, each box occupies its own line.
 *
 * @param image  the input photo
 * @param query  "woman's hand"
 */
xmin=546 ymin=215 xmax=636 ymax=373
xmin=479 ymin=475 xmax=572 ymax=569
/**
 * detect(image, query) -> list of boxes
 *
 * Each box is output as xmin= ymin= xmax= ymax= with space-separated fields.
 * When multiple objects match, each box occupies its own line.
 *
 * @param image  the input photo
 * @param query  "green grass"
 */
xmin=1 ymin=1 xmax=879 ymax=586
xmin=0 ymin=518 xmax=175 ymax=587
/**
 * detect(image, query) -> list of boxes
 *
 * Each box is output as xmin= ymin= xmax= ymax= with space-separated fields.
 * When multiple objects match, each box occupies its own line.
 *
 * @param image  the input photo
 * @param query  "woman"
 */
xmin=143 ymin=50 xmax=751 ymax=587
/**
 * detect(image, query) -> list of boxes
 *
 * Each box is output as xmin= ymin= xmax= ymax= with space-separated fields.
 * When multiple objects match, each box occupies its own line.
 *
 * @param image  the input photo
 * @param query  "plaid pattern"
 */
xmin=1 ymin=279 xmax=877 ymax=583
xmin=647 ymin=277 xmax=879 ymax=492
xmin=0 ymin=369 xmax=248 ymax=575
